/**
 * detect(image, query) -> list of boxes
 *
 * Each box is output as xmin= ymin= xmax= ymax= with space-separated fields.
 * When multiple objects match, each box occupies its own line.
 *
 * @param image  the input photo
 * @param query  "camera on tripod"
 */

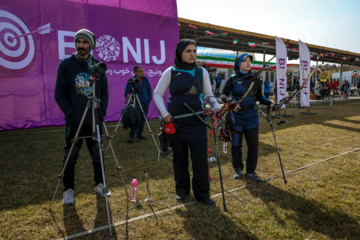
xmin=129 ymin=77 xmax=139 ymax=86
xmin=202 ymin=63 xmax=216 ymax=73
xmin=87 ymin=59 xmax=107 ymax=77
xmin=206 ymin=66 xmax=216 ymax=73
xmin=129 ymin=77 xmax=140 ymax=93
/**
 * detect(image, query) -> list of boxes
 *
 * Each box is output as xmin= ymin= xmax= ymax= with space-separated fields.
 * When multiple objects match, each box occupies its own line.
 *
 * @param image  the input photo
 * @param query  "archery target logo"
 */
xmin=96 ymin=35 xmax=120 ymax=62
xmin=0 ymin=7 xmax=36 ymax=73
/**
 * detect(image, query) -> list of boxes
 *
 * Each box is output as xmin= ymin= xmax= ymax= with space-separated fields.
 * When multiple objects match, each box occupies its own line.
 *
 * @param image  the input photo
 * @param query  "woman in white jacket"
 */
xmin=153 ymin=39 xmax=220 ymax=206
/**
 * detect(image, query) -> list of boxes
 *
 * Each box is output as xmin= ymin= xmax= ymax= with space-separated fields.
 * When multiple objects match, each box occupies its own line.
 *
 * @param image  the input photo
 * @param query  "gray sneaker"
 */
xmin=233 ymin=168 xmax=242 ymax=180
xmin=63 ymin=189 xmax=74 ymax=204
xmin=246 ymin=172 xmax=261 ymax=182
xmin=128 ymin=136 xmax=135 ymax=143
xmin=95 ymin=183 xmax=111 ymax=198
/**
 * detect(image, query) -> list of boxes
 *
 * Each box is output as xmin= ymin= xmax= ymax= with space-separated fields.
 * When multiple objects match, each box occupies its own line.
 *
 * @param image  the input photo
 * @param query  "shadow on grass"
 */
xmin=175 ymin=203 xmax=258 ymax=240
xmin=340 ymin=118 xmax=360 ymax=124
xmin=247 ymin=181 xmax=360 ymax=239
xmin=93 ymin=194 xmax=118 ymax=239
xmin=321 ymin=122 xmax=360 ymax=133
xmin=63 ymin=204 xmax=87 ymax=237
xmin=60 ymin=195 xmax=119 ymax=240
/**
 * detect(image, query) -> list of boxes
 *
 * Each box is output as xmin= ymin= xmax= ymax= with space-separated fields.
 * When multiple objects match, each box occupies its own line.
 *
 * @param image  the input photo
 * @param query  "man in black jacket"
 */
xmin=55 ymin=29 xmax=109 ymax=204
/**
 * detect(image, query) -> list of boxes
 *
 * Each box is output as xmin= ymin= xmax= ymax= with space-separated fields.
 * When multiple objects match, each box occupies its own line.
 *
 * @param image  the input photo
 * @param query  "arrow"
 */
xmin=10 ymin=23 xmax=52 ymax=40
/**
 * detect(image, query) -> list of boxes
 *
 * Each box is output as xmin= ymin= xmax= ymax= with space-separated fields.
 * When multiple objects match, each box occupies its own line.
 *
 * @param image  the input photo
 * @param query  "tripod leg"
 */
xmin=49 ymin=101 xmax=91 ymax=211
xmin=257 ymin=105 xmax=287 ymax=185
xmin=100 ymin=116 xmax=129 ymax=198
xmin=212 ymin=124 xmax=227 ymax=211
xmin=269 ymin=121 xmax=287 ymax=184
xmin=135 ymin=95 xmax=161 ymax=159
xmin=143 ymin=170 xmax=158 ymax=220
xmin=94 ymin=124 xmax=113 ymax=236
xmin=106 ymin=93 xmax=134 ymax=151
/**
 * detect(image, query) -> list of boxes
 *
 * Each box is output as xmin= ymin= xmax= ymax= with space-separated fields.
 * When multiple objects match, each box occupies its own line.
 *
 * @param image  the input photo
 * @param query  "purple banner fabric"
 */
xmin=0 ymin=0 xmax=178 ymax=130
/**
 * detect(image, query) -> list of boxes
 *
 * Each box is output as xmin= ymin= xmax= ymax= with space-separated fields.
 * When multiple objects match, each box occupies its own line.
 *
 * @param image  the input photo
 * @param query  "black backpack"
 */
xmin=122 ymin=104 xmax=141 ymax=130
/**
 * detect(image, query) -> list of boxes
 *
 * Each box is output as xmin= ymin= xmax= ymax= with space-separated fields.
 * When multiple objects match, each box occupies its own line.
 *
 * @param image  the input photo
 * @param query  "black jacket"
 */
xmin=55 ymin=53 xmax=109 ymax=127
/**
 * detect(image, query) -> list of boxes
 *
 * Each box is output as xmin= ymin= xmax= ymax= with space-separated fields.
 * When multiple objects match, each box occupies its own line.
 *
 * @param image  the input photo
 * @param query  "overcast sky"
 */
xmin=177 ymin=0 xmax=360 ymax=63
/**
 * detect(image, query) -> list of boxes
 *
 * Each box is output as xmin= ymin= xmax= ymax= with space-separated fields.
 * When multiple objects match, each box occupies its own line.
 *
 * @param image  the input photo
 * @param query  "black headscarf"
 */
xmin=174 ymin=39 xmax=197 ymax=70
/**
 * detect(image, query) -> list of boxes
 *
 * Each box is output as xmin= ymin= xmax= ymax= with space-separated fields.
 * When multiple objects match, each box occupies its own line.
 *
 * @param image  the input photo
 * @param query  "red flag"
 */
xmin=205 ymin=30 xmax=215 ymax=35
xmin=188 ymin=24 xmax=197 ymax=29
xmin=248 ymin=41 xmax=256 ymax=47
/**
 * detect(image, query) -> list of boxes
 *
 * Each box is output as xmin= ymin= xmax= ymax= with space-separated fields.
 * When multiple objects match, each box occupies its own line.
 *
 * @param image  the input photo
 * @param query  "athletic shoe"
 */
xmin=136 ymin=134 xmax=146 ymax=140
xmin=95 ymin=183 xmax=111 ymax=198
xmin=63 ymin=189 xmax=74 ymax=204
xmin=176 ymin=194 xmax=186 ymax=203
xmin=197 ymin=198 xmax=216 ymax=206
xmin=246 ymin=172 xmax=261 ymax=182
xmin=233 ymin=168 xmax=242 ymax=180
xmin=175 ymin=191 xmax=190 ymax=203
xmin=128 ymin=136 xmax=135 ymax=143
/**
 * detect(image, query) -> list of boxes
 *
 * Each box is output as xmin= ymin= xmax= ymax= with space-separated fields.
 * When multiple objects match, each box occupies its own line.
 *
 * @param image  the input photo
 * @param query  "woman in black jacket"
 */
xmin=154 ymin=39 xmax=220 ymax=205
xmin=221 ymin=53 xmax=273 ymax=182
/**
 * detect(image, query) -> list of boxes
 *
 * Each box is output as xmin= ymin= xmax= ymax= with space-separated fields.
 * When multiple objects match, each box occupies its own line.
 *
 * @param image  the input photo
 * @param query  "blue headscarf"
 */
xmin=234 ymin=53 xmax=253 ymax=75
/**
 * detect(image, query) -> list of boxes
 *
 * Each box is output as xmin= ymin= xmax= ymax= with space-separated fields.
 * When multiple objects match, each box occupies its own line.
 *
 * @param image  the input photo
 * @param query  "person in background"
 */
xmin=263 ymin=77 xmax=271 ymax=99
xmin=315 ymin=79 xmax=321 ymax=96
xmin=124 ymin=66 xmax=152 ymax=143
xmin=153 ymin=39 xmax=220 ymax=206
xmin=215 ymin=73 xmax=222 ymax=97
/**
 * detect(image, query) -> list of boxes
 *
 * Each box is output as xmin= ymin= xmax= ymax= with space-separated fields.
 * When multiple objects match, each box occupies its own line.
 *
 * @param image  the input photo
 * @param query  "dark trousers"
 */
xmin=215 ymin=86 xmax=220 ymax=97
xmin=62 ymin=125 xmax=104 ymax=190
xmin=170 ymin=140 xmax=210 ymax=200
xmin=130 ymin=102 xmax=149 ymax=137
xmin=231 ymin=126 xmax=259 ymax=173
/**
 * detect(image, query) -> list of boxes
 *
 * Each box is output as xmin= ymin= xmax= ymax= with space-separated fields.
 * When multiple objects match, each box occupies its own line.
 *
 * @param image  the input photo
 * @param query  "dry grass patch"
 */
xmin=0 ymin=100 xmax=359 ymax=239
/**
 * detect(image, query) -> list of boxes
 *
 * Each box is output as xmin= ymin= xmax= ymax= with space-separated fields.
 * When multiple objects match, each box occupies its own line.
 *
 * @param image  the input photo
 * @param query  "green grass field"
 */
xmin=0 ymin=100 xmax=359 ymax=239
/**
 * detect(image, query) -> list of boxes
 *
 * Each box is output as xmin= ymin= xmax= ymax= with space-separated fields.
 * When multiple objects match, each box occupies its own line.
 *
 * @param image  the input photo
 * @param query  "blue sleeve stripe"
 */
xmin=262 ymin=95 xmax=270 ymax=103
xmin=174 ymin=68 xmax=195 ymax=76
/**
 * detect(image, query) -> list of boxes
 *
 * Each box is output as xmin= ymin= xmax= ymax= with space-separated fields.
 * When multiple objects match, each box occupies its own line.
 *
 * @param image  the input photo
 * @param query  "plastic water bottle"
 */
xmin=129 ymin=179 xmax=138 ymax=202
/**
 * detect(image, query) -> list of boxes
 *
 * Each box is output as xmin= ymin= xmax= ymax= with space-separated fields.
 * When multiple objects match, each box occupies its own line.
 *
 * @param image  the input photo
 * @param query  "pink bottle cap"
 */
xmin=131 ymin=179 xmax=138 ymax=186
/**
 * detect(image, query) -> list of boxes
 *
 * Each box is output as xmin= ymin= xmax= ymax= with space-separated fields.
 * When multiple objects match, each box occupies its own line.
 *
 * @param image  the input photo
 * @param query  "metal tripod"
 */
xmin=49 ymin=76 xmax=129 ymax=237
xmin=108 ymin=84 xmax=161 ymax=160
xmin=128 ymin=169 xmax=170 ymax=219
xmin=256 ymin=104 xmax=287 ymax=184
